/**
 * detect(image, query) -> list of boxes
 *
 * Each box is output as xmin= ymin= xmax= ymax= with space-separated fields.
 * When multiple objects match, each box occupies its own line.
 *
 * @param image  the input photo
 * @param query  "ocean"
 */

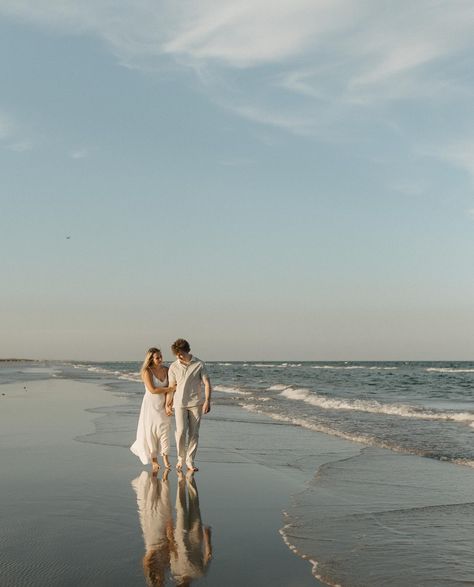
xmin=68 ymin=360 xmax=474 ymax=467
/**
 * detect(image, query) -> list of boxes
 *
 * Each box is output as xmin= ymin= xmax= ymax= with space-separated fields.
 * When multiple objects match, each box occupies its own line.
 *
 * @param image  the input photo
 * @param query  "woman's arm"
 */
xmin=142 ymin=368 xmax=176 ymax=394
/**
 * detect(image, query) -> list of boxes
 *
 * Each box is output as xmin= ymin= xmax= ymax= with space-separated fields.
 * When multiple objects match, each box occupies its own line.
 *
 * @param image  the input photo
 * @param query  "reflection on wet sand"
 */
xmin=171 ymin=472 xmax=212 ymax=587
xmin=132 ymin=470 xmax=173 ymax=587
xmin=132 ymin=471 xmax=212 ymax=586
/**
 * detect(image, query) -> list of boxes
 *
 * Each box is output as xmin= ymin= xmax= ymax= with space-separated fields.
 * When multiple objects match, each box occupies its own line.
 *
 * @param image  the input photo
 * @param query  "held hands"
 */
xmin=166 ymin=402 xmax=174 ymax=416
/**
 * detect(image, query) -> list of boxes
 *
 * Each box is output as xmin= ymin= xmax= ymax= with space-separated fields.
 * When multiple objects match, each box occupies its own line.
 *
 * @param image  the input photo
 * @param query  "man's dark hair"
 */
xmin=171 ymin=338 xmax=191 ymax=354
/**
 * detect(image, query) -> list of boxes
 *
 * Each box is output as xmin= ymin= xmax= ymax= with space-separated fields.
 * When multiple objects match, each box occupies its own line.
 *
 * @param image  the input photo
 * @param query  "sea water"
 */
xmin=70 ymin=360 xmax=474 ymax=466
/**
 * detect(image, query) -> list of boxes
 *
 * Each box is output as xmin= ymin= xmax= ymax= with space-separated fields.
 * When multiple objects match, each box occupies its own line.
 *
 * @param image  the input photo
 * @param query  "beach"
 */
xmin=1 ymin=361 xmax=473 ymax=586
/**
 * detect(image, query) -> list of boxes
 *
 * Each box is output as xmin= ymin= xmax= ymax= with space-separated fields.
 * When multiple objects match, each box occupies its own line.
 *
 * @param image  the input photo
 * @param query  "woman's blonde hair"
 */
xmin=141 ymin=347 xmax=161 ymax=377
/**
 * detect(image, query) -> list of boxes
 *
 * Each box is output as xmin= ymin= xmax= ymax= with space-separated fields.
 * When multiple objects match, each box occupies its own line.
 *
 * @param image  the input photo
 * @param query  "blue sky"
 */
xmin=1 ymin=1 xmax=473 ymax=361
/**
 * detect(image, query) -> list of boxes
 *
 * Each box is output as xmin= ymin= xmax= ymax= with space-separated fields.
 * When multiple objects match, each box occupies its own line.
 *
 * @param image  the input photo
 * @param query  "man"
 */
xmin=167 ymin=339 xmax=212 ymax=472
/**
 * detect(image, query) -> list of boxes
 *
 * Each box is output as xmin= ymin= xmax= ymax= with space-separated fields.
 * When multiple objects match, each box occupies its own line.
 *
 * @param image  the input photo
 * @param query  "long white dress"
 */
xmin=130 ymin=373 xmax=171 ymax=464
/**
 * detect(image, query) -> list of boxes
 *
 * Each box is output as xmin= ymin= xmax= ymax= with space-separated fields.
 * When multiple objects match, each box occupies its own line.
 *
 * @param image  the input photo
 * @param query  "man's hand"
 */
xmin=203 ymin=399 xmax=211 ymax=414
xmin=165 ymin=403 xmax=174 ymax=416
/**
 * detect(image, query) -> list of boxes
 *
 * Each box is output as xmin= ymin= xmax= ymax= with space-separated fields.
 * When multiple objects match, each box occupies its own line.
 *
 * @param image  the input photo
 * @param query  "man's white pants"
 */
xmin=174 ymin=405 xmax=203 ymax=467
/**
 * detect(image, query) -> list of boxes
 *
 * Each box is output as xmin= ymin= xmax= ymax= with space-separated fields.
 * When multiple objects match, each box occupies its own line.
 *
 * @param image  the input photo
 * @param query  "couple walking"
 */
xmin=130 ymin=338 xmax=212 ymax=473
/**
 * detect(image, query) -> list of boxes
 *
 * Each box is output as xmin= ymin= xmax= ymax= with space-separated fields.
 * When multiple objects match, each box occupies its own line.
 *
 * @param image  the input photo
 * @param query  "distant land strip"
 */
xmin=0 ymin=358 xmax=39 ymax=363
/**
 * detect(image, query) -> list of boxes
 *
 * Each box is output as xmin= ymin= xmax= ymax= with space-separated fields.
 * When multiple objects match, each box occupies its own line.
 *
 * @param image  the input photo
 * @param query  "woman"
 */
xmin=131 ymin=348 xmax=175 ymax=472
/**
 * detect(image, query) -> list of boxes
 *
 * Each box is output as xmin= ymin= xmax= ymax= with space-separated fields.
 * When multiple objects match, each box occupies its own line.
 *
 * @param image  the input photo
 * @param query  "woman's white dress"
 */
xmin=130 ymin=373 xmax=171 ymax=464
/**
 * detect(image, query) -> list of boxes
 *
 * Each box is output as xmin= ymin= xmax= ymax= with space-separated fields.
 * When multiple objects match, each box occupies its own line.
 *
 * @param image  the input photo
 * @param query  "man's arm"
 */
xmin=202 ymin=369 xmax=212 ymax=414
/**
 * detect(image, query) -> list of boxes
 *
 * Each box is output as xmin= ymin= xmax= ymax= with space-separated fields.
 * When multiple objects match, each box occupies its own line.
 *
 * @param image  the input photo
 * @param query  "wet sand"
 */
xmin=0 ymin=375 xmax=331 ymax=586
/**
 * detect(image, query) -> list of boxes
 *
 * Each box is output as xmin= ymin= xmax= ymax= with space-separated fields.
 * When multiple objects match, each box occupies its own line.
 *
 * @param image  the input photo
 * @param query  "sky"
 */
xmin=1 ymin=1 xmax=473 ymax=361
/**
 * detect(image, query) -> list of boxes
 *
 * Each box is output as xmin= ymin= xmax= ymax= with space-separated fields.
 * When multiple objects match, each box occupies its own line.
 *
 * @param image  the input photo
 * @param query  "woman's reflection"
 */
xmin=132 ymin=470 xmax=212 ymax=587
xmin=132 ymin=470 xmax=173 ymax=587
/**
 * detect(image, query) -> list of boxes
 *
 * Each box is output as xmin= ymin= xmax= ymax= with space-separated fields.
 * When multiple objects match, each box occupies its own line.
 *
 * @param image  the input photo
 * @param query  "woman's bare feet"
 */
xmin=163 ymin=455 xmax=171 ymax=470
xmin=176 ymin=462 xmax=183 ymax=472
xmin=152 ymin=459 xmax=160 ymax=473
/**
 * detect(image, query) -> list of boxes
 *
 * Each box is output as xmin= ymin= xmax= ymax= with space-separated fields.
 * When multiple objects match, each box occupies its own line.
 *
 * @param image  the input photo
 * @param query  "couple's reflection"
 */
xmin=132 ymin=470 xmax=212 ymax=587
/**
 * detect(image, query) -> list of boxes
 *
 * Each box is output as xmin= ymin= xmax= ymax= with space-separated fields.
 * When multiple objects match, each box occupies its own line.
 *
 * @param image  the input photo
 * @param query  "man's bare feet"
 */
xmin=187 ymin=464 xmax=199 ymax=472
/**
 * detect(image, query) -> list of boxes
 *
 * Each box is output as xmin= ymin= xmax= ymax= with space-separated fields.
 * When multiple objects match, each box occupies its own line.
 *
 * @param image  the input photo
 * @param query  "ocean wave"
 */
xmin=279 ymin=388 xmax=474 ymax=427
xmin=240 ymin=404 xmax=474 ymax=467
xmin=84 ymin=365 xmax=141 ymax=382
xmin=118 ymin=373 xmax=141 ymax=382
xmin=279 ymin=519 xmax=337 ymax=587
xmin=267 ymin=384 xmax=291 ymax=391
xmin=426 ymin=368 xmax=474 ymax=373
xmin=312 ymin=365 xmax=397 ymax=370
xmin=213 ymin=384 xmax=250 ymax=396
xmin=250 ymin=363 xmax=302 ymax=368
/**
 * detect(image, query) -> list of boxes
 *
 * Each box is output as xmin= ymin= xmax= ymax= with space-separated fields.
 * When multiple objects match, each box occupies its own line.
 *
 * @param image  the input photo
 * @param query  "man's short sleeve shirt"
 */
xmin=168 ymin=356 xmax=208 ymax=408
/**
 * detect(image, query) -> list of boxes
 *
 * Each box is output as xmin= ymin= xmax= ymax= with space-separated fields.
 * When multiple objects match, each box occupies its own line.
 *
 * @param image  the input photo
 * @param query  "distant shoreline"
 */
xmin=0 ymin=359 xmax=39 ymax=363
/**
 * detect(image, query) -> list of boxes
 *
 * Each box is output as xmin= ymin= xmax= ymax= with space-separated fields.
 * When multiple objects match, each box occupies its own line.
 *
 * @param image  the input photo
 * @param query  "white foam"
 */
xmin=426 ymin=368 xmax=474 ymax=373
xmin=279 ymin=388 xmax=474 ymax=426
xmin=253 ymin=363 xmax=279 ymax=368
xmin=267 ymin=384 xmax=291 ymax=391
xmin=279 ymin=519 xmax=341 ymax=587
xmin=214 ymin=384 xmax=250 ymax=396
xmin=118 ymin=373 xmax=141 ymax=382
xmin=312 ymin=365 xmax=397 ymax=370
xmin=240 ymin=404 xmax=474 ymax=467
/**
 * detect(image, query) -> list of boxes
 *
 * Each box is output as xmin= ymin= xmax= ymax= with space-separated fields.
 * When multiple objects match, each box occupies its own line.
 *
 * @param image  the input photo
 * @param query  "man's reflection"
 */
xmin=132 ymin=470 xmax=212 ymax=587
xmin=170 ymin=471 xmax=212 ymax=586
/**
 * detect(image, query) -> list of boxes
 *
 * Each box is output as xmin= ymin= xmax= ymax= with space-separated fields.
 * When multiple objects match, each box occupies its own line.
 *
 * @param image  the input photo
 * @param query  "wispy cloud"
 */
xmin=0 ymin=111 xmax=14 ymax=140
xmin=422 ymin=141 xmax=474 ymax=181
xmin=1 ymin=1 xmax=474 ymax=146
xmin=70 ymin=148 xmax=89 ymax=160
xmin=7 ymin=139 xmax=33 ymax=152
xmin=390 ymin=180 xmax=427 ymax=197
xmin=0 ymin=109 xmax=33 ymax=152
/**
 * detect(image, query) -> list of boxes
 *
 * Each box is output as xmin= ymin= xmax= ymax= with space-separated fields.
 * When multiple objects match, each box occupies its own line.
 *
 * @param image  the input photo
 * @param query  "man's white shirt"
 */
xmin=168 ymin=356 xmax=209 ymax=408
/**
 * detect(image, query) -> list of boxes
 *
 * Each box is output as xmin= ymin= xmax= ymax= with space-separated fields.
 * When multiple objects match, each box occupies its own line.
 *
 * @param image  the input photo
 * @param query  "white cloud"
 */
xmin=70 ymin=148 xmax=89 ymax=159
xmin=0 ymin=111 xmax=14 ymax=139
xmin=390 ymin=180 xmax=427 ymax=197
xmin=163 ymin=0 xmax=356 ymax=67
xmin=1 ymin=1 xmax=474 ymax=140
xmin=7 ymin=139 xmax=33 ymax=152
xmin=423 ymin=141 xmax=474 ymax=181
xmin=0 ymin=109 xmax=33 ymax=152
